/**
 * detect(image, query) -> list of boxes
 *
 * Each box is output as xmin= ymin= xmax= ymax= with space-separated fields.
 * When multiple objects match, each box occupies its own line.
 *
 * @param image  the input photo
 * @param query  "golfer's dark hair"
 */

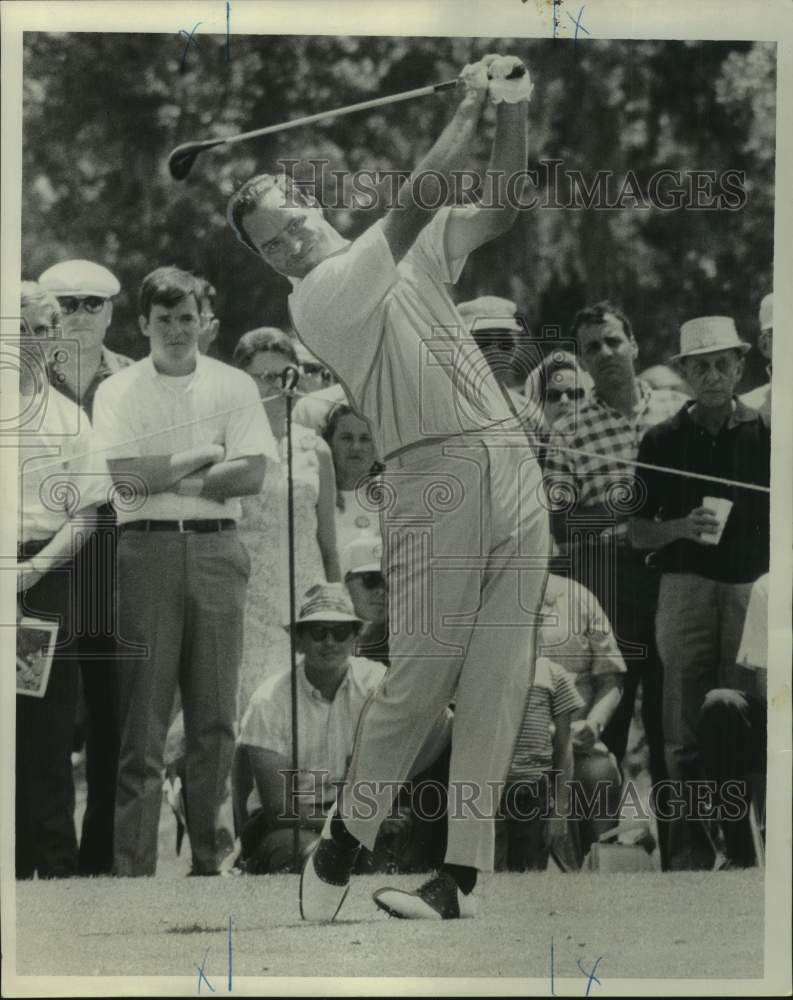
xmin=227 ymin=173 xmax=313 ymax=255
xmin=232 ymin=326 xmax=299 ymax=370
xmin=138 ymin=267 xmax=202 ymax=320
xmin=570 ymin=301 xmax=634 ymax=342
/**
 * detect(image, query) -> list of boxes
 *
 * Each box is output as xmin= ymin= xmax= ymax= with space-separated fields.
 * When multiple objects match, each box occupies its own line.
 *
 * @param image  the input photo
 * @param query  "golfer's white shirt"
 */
xmin=18 ymin=385 xmax=111 ymax=541
xmin=92 ymin=354 xmax=277 ymax=523
xmin=240 ymin=655 xmax=386 ymax=806
xmin=289 ymin=207 xmax=516 ymax=460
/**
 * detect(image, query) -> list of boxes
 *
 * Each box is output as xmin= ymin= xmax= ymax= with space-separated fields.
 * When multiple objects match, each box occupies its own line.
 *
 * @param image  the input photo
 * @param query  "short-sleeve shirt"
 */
xmin=49 ymin=344 xmax=133 ymax=420
xmin=92 ymin=354 xmax=278 ymax=523
xmin=239 ymin=656 xmax=386 ymax=806
xmin=543 ymin=380 xmax=687 ymax=527
xmin=17 ymin=386 xmax=111 ymax=543
xmin=289 ymin=208 xmax=517 ymax=460
xmin=538 ymin=573 xmax=626 ymax=713
xmin=509 ymin=656 xmax=584 ymax=782
xmin=633 ymin=399 xmax=770 ymax=583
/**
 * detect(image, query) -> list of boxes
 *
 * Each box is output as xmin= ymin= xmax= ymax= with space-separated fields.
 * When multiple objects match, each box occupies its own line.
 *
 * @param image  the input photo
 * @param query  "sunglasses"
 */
xmin=349 ymin=571 xmax=384 ymax=590
xmin=303 ymin=622 xmax=358 ymax=642
xmin=57 ymin=296 xmax=107 ymax=315
xmin=546 ymin=387 xmax=585 ymax=404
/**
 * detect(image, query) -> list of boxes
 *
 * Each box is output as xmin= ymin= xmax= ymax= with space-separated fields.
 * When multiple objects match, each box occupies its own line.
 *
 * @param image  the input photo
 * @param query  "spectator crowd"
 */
xmin=15 ymin=255 xmax=772 ymax=880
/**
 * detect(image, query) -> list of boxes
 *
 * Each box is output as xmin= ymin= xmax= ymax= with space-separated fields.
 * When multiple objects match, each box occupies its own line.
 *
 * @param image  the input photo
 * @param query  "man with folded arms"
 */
xmin=630 ymin=316 xmax=770 ymax=870
xmin=92 ymin=266 xmax=276 ymax=876
xmin=38 ymin=258 xmax=131 ymax=875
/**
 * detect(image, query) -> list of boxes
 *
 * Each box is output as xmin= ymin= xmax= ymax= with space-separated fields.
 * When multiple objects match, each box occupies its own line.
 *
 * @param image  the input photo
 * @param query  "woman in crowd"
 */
xmin=232 ymin=327 xmax=341 ymax=706
xmin=525 ymin=349 xmax=592 ymax=432
xmin=322 ymin=402 xmax=381 ymax=554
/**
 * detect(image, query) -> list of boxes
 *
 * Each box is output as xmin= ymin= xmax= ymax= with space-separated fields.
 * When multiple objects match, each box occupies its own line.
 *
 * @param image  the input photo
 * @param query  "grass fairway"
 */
xmin=13 ymin=869 xmax=763 ymax=982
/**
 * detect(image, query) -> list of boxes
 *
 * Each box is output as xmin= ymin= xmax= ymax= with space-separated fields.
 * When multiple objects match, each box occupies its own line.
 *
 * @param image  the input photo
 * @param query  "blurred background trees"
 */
xmin=22 ymin=33 xmax=775 ymax=386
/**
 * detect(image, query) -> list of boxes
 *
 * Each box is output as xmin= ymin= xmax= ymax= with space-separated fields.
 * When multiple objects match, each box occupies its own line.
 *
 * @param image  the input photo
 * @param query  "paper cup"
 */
xmin=701 ymin=496 xmax=733 ymax=545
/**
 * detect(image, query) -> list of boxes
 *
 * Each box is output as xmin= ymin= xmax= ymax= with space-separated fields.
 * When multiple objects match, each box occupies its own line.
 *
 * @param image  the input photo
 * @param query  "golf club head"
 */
xmin=168 ymin=138 xmax=226 ymax=181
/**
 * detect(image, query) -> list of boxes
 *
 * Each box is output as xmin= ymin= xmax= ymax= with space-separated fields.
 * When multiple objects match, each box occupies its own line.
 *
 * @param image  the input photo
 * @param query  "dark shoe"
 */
xmin=299 ymin=811 xmax=360 ymax=922
xmin=372 ymin=872 xmax=477 ymax=920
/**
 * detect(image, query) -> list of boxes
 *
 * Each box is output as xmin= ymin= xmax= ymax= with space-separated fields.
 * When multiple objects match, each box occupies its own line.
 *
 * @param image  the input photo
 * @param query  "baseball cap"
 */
xmin=295 ymin=583 xmax=362 ymax=625
xmin=39 ymin=259 xmax=120 ymax=298
xmin=341 ymin=534 xmax=383 ymax=579
xmin=457 ymin=296 xmax=522 ymax=334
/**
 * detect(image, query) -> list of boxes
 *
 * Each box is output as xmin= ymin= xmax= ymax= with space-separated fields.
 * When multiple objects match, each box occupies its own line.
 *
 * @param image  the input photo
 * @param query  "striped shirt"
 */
xmin=543 ymin=379 xmax=686 ymax=516
xmin=509 ymin=657 xmax=583 ymax=782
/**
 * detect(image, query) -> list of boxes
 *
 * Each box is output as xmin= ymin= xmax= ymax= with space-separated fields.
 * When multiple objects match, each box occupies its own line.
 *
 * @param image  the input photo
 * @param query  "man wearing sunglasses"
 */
xmin=38 ymin=259 xmax=132 ymax=877
xmin=235 ymin=584 xmax=386 ymax=873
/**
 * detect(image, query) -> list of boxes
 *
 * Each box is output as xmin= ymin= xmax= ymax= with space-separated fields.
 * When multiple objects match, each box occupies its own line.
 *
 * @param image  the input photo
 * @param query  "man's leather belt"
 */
xmin=122 ymin=519 xmax=236 ymax=533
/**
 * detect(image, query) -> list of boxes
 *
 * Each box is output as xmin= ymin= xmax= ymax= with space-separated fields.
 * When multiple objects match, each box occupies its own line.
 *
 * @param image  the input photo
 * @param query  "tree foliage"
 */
xmin=22 ymin=33 xmax=775 ymax=385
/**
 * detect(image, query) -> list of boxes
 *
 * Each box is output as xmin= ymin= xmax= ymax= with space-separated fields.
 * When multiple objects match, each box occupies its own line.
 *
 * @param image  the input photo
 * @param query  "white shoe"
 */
xmin=372 ymin=873 xmax=478 ymax=920
xmin=299 ymin=810 xmax=360 ymax=923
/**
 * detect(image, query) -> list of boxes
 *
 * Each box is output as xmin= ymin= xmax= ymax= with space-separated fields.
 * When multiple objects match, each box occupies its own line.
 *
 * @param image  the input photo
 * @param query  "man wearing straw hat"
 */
xmin=228 ymin=54 xmax=549 ymax=920
xmin=631 ymin=315 xmax=770 ymax=870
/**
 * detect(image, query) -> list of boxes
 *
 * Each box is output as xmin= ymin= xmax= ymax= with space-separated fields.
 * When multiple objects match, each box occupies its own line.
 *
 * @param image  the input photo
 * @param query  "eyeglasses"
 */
xmin=57 ymin=296 xmax=107 ymax=315
xmin=303 ymin=622 xmax=358 ymax=642
xmin=348 ymin=572 xmax=384 ymax=590
xmin=546 ymin=387 xmax=586 ymax=404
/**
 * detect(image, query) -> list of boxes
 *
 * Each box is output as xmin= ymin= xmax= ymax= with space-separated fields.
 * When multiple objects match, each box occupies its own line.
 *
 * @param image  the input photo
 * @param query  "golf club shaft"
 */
xmin=220 ymin=78 xmax=459 ymax=148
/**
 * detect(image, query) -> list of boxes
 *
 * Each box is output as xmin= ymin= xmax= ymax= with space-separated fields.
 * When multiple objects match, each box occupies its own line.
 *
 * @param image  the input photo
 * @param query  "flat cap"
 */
xmin=457 ymin=296 xmax=522 ymax=334
xmin=39 ymin=259 xmax=120 ymax=297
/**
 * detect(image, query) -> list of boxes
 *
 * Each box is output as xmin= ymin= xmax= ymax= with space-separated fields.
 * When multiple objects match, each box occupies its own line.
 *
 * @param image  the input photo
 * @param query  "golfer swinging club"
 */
xmin=228 ymin=53 xmax=550 ymax=920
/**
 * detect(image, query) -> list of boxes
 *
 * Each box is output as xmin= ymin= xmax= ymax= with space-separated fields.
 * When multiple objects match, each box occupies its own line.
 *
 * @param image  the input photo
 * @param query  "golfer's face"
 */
xmin=244 ymin=203 xmax=331 ymax=278
xmin=140 ymin=295 xmax=201 ymax=373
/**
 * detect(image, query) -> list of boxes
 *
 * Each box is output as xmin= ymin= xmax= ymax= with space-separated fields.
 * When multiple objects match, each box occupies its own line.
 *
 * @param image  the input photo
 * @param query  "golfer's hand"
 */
xmin=488 ymin=56 xmax=533 ymax=104
xmin=571 ymin=719 xmax=600 ymax=753
xmin=458 ymin=59 xmax=491 ymax=115
xmin=679 ymin=506 xmax=720 ymax=544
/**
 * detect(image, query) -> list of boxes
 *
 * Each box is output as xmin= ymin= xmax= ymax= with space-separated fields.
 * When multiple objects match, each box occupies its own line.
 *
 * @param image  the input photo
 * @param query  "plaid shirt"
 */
xmin=543 ymin=379 xmax=687 ymax=516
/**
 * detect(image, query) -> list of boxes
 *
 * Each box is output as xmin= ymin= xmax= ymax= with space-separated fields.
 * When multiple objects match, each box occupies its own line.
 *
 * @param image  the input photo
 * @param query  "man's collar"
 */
xmin=591 ymin=378 xmax=651 ymax=417
xmin=300 ymin=659 xmax=351 ymax=702
xmin=683 ymin=397 xmax=758 ymax=430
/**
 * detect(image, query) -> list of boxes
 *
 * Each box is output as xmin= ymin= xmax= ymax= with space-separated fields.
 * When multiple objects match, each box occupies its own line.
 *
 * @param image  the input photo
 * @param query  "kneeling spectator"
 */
xmin=233 ymin=584 xmax=401 ymax=873
xmin=497 ymin=657 xmax=583 ymax=872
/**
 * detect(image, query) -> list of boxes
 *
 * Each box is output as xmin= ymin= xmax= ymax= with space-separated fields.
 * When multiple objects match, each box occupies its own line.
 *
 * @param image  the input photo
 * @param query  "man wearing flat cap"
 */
xmin=37 ymin=258 xmax=131 ymax=876
xmin=740 ymin=292 xmax=773 ymax=423
xmin=631 ymin=316 xmax=770 ymax=870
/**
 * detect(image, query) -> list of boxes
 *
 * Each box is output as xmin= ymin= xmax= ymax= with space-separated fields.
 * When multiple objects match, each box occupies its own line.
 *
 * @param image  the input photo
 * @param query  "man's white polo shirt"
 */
xmin=240 ymin=655 xmax=386 ymax=807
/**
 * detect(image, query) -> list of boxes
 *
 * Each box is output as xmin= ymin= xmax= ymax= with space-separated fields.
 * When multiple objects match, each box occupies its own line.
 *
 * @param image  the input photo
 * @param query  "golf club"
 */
xmin=168 ymin=66 xmax=525 ymax=180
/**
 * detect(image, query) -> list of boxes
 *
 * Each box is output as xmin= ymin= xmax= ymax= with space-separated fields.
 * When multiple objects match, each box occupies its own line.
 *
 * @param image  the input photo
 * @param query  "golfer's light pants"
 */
xmin=341 ymin=436 xmax=550 ymax=872
xmin=113 ymin=529 xmax=249 ymax=876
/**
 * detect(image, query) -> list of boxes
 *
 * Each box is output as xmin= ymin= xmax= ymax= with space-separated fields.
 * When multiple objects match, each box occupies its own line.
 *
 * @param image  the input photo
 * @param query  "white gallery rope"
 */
xmin=19 ymin=388 xmax=771 ymax=495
